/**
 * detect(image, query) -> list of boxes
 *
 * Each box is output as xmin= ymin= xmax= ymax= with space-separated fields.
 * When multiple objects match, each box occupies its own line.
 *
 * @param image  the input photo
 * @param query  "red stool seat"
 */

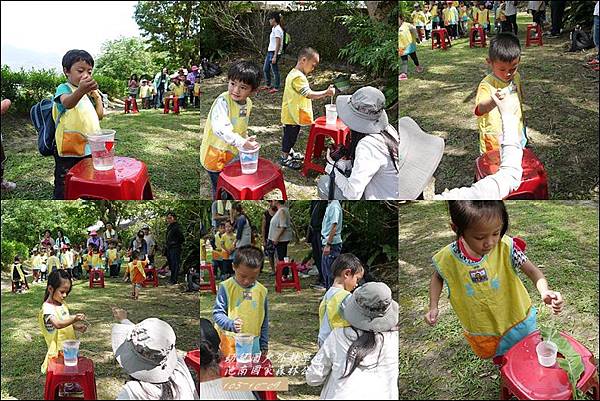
xmin=89 ymin=269 xmax=105 ymax=288
xmin=65 ymin=157 xmax=154 ymax=200
xmin=475 ymin=148 xmax=549 ymax=199
xmin=302 ymin=116 xmax=350 ymax=177
xmin=163 ymin=96 xmax=179 ymax=114
xmin=470 ymin=25 xmax=487 ymax=47
xmin=526 ymin=24 xmax=543 ymax=47
xmin=500 ymin=330 xmax=599 ymax=400
xmin=216 ymin=158 xmax=287 ymax=200
xmin=184 ymin=349 xmax=200 ymax=392
xmin=124 ymin=97 xmax=139 ymax=114
xmin=142 ymin=268 xmax=158 ymax=287
xmin=199 ymin=264 xmax=217 ymax=294
xmin=44 ymin=355 xmax=97 ymax=400
xmin=431 ymin=28 xmax=452 ymax=50
xmin=275 ymin=261 xmax=301 ymax=293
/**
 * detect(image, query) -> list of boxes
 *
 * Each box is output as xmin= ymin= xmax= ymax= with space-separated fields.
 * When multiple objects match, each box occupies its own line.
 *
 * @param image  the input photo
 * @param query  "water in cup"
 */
xmin=88 ymin=129 xmax=116 ymax=171
xmin=536 ymin=340 xmax=558 ymax=367
xmin=325 ymin=104 xmax=337 ymax=125
xmin=63 ymin=340 xmax=80 ymax=367
xmin=235 ymin=333 xmax=255 ymax=364
xmin=239 ymin=145 xmax=260 ymax=175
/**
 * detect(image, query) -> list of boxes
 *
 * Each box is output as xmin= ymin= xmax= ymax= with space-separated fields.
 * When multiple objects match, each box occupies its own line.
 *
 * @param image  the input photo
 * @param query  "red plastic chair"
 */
xmin=89 ymin=269 xmax=105 ymax=288
xmin=470 ymin=25 xmax=487 ymax=48
xmin=301 ymin=116 xmax=350 ymax=177
xmin=142 ymin=268 xmax=158 ymax=287
xmin=431 ymin=28 xmax=452 ymax=50
xmin=65 ymin=157 xmax=154 ymax=200
xmin=500 ymin=330 xmax=599 ymax=400
xmin=44 ymin=355 xmax=97 ymax=400
xmin=199 ymin=264 xmax=217 ymax=294
xmin=275 ymin=261 xmax=301 ymax=293
xmin=526 ymin=24 xmax=543 ymax=47
xmin=184 ymin=349 xmax=200 ymax=392
xmin=124 ymin=97 xmax=139 ymax=114
xmin=163 ymin=96 xmax=179 ymax=114
xmin=475 ymin=148 xmax=549 ymax=199
xmin=216 ymin=158 xmax=287 ymax=200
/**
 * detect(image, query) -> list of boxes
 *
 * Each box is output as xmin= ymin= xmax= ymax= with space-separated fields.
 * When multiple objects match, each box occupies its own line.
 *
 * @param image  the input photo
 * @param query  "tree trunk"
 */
xmin=365 ymin=1 xmax=394 ymax=22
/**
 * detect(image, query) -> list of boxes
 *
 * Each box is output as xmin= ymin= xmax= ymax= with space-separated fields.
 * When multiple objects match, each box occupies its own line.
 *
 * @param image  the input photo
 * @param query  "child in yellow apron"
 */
xmin=125 ymin=251 xmax=147 ymax=300
xmin=12 ymin=257 xmax=27 ymax=292
xmin=39 ymin=270 xmax=87 ymax=373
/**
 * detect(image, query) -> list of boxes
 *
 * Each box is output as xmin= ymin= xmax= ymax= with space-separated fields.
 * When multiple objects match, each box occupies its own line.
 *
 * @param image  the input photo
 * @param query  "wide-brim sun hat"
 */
xmin=112 ymin=318 xmax=178 ymax=383
xmin=344 ymin=282 xmax=399 ymax=332
xmin=336 ymin=86 xmax=389 ymax=134
xmin=90 ymin=230 xmax=97 ymax=236
xmin=398 ymin=116 xmax=445 ymax=200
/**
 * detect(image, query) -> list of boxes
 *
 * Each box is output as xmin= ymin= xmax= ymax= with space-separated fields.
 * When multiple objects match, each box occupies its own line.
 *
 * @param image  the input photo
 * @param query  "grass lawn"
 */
xmin=1 ymin=106 xmax=201 ymax=200
xmin=0 ymin=260 xmax=200 ymax=400
xmin=398 ymin=201 xmax=599 ymax=400
xmin=399 ymin=14 xmax=599 ymax=200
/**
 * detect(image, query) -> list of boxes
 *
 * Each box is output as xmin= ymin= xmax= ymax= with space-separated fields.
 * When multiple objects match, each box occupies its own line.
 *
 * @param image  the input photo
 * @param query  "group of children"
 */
xmin=128 ymin=69 xmax=202 ymax=111
xmin=203 ymin=221 xmax=237 ymax=281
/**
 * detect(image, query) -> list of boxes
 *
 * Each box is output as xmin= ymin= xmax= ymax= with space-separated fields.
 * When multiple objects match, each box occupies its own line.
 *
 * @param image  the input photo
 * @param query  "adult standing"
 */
xmin=186 ymin=65 xmax=200 ymax=108
xmin=321 ymin=200 xmax=343 ymax=290
xmin=153 ymin=67 xmax=169 ymax=108
xmin=504 ymin=1 xmax=518 ymax=35
xmin=130 ymin=230 xmax=148 ymax=260
xmin=86 ymin=230 xmax=103 ymax=252
xmin=549 ymin=0 xmax=566 ymax=37
xmin=268 ymin=201 xmax=294 ymax=275
xmin=261 ymin=201 xmax=278 ymax=273
xmin=54 ymin=228 xmax=70 ymax=249
xmin=142 ymin=224 xmax=157 ymax=267
xmin=103 ymin=222 xmax=118 ymax=245
xmin=165 ymin=211 xmax=185 ymax=285
xmin=40 ymin=229 xmax=55 ymax=251
xmin=308 ymin=200 xmax=327 ymax=290
xmin=261 ymin=12 xmax=284 ymax=94
xmin=232 ymin=203 xmax=252 ymax=249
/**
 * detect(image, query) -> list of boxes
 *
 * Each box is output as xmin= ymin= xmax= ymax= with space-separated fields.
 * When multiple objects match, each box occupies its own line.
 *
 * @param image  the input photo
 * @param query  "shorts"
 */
xmin=134 ymin=283 xmax=142 ymax=290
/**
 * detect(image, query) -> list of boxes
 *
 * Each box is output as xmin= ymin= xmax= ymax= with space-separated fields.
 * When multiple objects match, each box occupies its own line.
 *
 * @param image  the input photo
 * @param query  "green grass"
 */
xmin=1 ymin=107 xmax=201 ymax=200
xmin=400 ymin=14 xmax=599 ymax=200
xmin=398 ymin=200 xmax=599 ymax=400
xmin=0 ymin=259 xmax=200 ymax=400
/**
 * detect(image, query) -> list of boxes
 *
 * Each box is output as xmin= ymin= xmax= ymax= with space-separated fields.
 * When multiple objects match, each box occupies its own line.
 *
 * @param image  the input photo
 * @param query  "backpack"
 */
xmin=30 ymin=97 xmax=65 ymax=156
xmin=282 ymin=30 xmax=291 ymax=54
xmin=568 ymin=27 xmax=594 ymax=52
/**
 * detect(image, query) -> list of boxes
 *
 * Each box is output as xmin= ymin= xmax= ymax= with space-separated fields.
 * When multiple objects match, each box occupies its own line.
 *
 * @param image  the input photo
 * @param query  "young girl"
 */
xmin=425 ymin=201 xmax=564 ymax=361
xmin=39 ymin=270 xmax=87 ymax=373
xmin=123 ymin=250 xmax=147 ymax=300
xmin=399 ymin=14 xmax=424 ymax=81
xmin=128 ymin=73 xmax=139 ymax=100
xmin=12 ymin=256 xmax=27 ymax=293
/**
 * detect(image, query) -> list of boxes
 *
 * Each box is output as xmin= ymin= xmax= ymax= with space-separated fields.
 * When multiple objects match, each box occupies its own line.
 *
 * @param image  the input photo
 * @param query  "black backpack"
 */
xmin=568 ymin=27 xmax=594 ymax=52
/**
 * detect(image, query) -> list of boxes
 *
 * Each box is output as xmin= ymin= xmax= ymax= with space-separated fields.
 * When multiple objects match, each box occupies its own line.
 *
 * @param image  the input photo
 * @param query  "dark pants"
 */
xmin=167 ymin=247 xmax=182 ymax=284
xmin=532 ymin=10 xmax=544 ymax=26
xmin=322 ymin=243 xmax=342 ymax=290
xmin=401 ymin=53 xmax=420 ymax=66
xmin=187 ymin=271 xmax=200 ymax=291
xmin=73 ymin=264 xmax=82 ymax=279
xmin=263 ymin=51 xmax=281 ymax=89
xmin=506 ymin=14 xmax=518 ymax=35
xmin=310 ymin=228 xmax=324 ymax=286
xmin=156 ymin=87 xmax=165 ymax=108
xmin=275 ymin=241 xmax=290 ymax=276
xmin=282 ymin=125 xmax=301 ymax=153
xmin=109 ymin=264 xmax=120 ymax=278
xmin=550 ymin=1 xmax=566 ymax=35
xmin=222 ymin=259 xmax=233 ymax=276
xmin=53 ymin=153 xmax=90 ymax=199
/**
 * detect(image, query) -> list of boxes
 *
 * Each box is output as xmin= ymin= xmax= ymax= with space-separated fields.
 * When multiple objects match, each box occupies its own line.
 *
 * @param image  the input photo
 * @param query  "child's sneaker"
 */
xmin=289 ymin=148 xmax=305 ymax=161
xmin=399 ymin=73 xmax=408 ymax=81
xmin=415 ymin=66 xmax=424 ymax=73
xmin=279 ymin=155 xmax=302 ymax=170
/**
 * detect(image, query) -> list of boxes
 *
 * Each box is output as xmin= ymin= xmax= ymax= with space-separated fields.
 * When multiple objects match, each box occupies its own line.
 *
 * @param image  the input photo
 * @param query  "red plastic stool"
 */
xmin=163 ymin=96 xmax=179 ymax=114
xmin=470 ymin=25 xmax=487 ymax=47
xmin=65 ymin=157 xmax=154 ymax=200
xmin=526 ymin=24 xmax=543 ymax=47
xmin=500 ymin=330 xmax=599 ymax=400
xmin=124 ymin=97 xmax=139 ymax=114
xmin=431 ymin=28 xmax=452 ymax=50
xmin=89 ymin=269 xmax=104 ymax=288
xmin=184 ymin=349 xmax=200 ymax=392
xmin=199 ymin=264 xmax=217 ymax=294
xmin=513 ymin=236 xmax=527 ymax=253
xmin=475 ymin=148 xmax=549 ymax=199
xmin=44 ymin=354 xmax=98 ymax=400
xmin=301 ymin=116 xmax=350 ymax=177
xmin=275 ymin=261 xmax=301 ymax=293
xmin=216 ymin=158 xmax=287 ymax=200
xmin=142 ymin=268 xmax=158 ymax=287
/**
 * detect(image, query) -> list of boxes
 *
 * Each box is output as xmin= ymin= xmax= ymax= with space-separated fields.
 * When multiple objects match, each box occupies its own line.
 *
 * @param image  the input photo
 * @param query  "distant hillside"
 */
xmin=1 ymin=44 xmax=62 ymax=72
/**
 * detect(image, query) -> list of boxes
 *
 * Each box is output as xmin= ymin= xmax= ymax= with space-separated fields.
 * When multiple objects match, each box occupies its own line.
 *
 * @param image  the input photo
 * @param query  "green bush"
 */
xmin=1 ymin=240 xmax=29 ymax=272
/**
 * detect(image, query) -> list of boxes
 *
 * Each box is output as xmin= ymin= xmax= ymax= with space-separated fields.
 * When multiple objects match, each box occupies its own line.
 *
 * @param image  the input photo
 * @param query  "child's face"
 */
xmin=64 ymin=60 xmax=93 ymax=86
xmin=459 ymin=216 xmax=503 ymax=257
xmin=50 ymin=279 xmax=71 ymax=304
xmin=299 ymin=54 xmax=320 ymax=75
xmin=488 ymin=58 xmax=520 ymax=82
xmin=225 ymin=222 xmax=233 ymax=233
xmin=218 ymin=225 xmax=226 ymax=234
xmin=342 ymin=268 xmax=364 ymax=292
xmin=233 ymin=263 xmax=260 ymax=288
xmin=228 ymin=79 xmax=254 ymax=103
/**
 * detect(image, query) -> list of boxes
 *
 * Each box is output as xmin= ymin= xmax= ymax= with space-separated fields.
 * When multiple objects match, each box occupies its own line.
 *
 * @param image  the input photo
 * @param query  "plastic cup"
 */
xmin=235 ymin=333 xmax=255 ymax=364
xmin=239 ymin=145 xmax=260 ymax=175
xmin=63 ymin=340 xmax=80 ymax=367
xmin=284 ymin=257 xmax=290 ymax=263
xmin=325 ymin=104 xmax=337 ymax=125
xmin=87 ymin=129 xmax=116 ymax=171
xmin=536 ymin=340 xmax=558 ymax=367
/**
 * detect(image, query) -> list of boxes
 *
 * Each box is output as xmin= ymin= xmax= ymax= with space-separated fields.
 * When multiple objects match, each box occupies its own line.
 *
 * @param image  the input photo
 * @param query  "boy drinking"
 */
xmin=200 ymin=61 xmax=261 ymax=199
xmin=474 ymin=32 xmax=527 ymax=154
xmin=279 ymin=47 xmax=335 ymax=170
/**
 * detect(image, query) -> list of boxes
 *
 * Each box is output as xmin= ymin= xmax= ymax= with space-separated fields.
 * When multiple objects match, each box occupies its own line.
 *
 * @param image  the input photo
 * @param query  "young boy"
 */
xmin=444 ymin=1 xmax=460 ymax=39
xmin=212 ymin=222 xmax=226 ymax=279
xmin=12 ymin=256 xmax=27 ymax=293
xmin=213 ymin=245 xmax=268 ymax=357
xmin=106 ymin=241 xmax=119 ymax=278
xmin=474 ymin=32 xmax=526 ymax=154
xmin=412 ymin=3 xmax=427 ymax=41
xmin=46 ymin=249 xmax=61 ymax=274
xmin=139 ymin=79 xmax=151 ymax=109
xmin=317 ymin=253 xmax=364 ymax=347
xmin=32 ymin=249 xmax=42 ymax=283
xmin=474 ymin=1 xmax=491 ymax=33
xmin=53 ymin=49 xmax=104 ymax=199
xmin=399 ymin=14 xmax=424 ymax=81
xmin=123 ymin=250 xmax=147 ymax=300
xmin=168 ymin=77 xmax=187 ymax=111
xmin=280 ymin=47 xmax=335 ymax=170
xmin=220 ymin=221 xmax=236 ymax=280
xmin=200 ymin=61 xmax=261 ymax=199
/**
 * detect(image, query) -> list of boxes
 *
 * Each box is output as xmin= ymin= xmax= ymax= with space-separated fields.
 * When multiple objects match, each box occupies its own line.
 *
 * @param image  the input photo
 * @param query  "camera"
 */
xmin=329 ymin=143 xmax=348 ymax=163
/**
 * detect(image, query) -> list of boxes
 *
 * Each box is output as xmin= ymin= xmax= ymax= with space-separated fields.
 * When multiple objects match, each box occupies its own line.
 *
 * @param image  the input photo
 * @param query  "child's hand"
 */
xmin=79 ymin=75 xmax=98 ymax=94
xmin=233 ymin=318 xmax=243 ymax=333
xmin=541 ymin=290 xmax=564 ymax=315
xmin=491 ymin=89 xmax=520 ymax=117
xmin=424 ymin=307 xmax=439 ymax=325
xmin=112 ymin=307 xmax=128 ymax=321
xmin=73 ymin=321 xmax=88 ymax=333
xmin=325 ymin=85 xmax=336 ymax=97
xmin=241 ymin=136 xmax=259 ymax=151
xmin=74 ymin=313 xmax=86 ymax=322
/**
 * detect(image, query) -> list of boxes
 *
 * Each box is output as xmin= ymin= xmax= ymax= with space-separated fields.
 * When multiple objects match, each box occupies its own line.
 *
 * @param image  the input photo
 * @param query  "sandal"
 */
xmin=279 ymin=156 xmax=302 ymax=170
xmin=289 ymin=148 xmax=305 ymax=160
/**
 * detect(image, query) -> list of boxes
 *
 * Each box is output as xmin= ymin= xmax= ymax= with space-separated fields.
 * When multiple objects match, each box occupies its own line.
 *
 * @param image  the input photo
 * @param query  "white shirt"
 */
xmin=268 ymin=24 xmax=284 ymax=54
xmin=505 ymin=1 xmax=517 ymax=16
xmin=210 ymin=96 xmax=248 ymax=149
xmin=327 ymin=125 xmax=400 ymax=200
xmin=306 ymin=327 xmax=399 ymax=400
xmin=528 ymin=1 xmax=543 ymax=11
xmin=595 ymin=1 xmax=599 ymax=17
xmin=199 ymin=378 xmax=256 ymax=400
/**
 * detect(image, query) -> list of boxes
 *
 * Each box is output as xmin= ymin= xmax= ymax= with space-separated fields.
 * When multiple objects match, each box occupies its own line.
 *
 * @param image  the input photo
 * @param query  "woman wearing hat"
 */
xmin=321 ymin=86 xmax=400 ymax=200
xmin=111 ymin=308 xmax=199 ymax=400
xmin=399 ymin=87 xmax=524 ymax=199
xmin=306 ymin=282 xmax=399 ymax=399
xmin=187 ymin=66 xmax=200 ymax=108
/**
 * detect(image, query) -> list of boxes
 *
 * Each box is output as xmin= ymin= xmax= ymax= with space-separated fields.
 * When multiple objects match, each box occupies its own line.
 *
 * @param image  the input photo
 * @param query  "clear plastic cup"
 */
xmin=325 ymin=104 xmax=337 ymax=125
xmin=87 ymin=129 xmax=116 ymax=171
xmin=235 ymin=333 xmax=255 ymax=364
xmin=63 ymin=339 xmax=80 ymax=367
xmin=239 ymin=145 xmax=260 ymax=175
xmin=536 ymin=340 xmax=558 ymax=367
